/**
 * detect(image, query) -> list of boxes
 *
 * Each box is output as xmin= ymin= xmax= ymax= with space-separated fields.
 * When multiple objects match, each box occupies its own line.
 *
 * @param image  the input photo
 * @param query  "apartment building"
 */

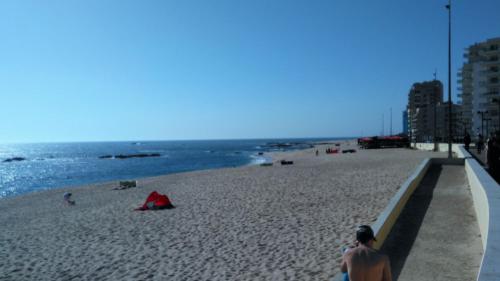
xmin=402 ymin=110 xmax=408 ymax=134
xmin=407 ymin=80 xmax=443 ymax=141
xmin=459 ymin=37 xmax=500 ymax=136
xmin=435 ymin=101 xmax=463 ymax=142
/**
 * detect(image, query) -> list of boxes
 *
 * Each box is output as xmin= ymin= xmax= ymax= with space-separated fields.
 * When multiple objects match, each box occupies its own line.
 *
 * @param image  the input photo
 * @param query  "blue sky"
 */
xmin=1 ymin=0 xmax=499 ymax=142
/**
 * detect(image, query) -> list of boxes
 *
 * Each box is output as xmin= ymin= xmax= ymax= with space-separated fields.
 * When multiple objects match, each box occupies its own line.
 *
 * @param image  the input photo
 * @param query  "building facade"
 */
xmin=459 ymin=37 xmax=500 ymax=137
xmin=407 ymin=80 xmax=443 ymax=142
xmin=402 ymin=110 xmax=408 ymax=134
xmin=435 ymin=102 xmax=463 ymax=142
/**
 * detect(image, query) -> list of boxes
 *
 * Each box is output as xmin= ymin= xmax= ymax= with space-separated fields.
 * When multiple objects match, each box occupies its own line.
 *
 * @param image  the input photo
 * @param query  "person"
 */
xmin=341 ymin=242 xmax=359 ymax=281
xmin=486 ymin=133 xmax=494 ymax=163
xmin=316 ymin=150 xmax=319 ymax=156
xmin=464 ymin=132 xmax=471 ymax=150
xmin=340 ymin=225 xmax=392 ymax=281
xmin=63 ymin=192 xmax=75 ymax=205
xmin=487 ymin=133 xmax=500 ymax=181
xmin=477 ymin=134 xmax=484 ymax=154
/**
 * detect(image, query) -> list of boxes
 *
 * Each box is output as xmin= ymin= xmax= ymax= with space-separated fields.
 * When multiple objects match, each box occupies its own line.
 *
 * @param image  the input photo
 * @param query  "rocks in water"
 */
xmin=99 ymin=153 xmax=161 ymax=160
xmin=115 ymin=153 xmax=161 ymax=159
xmin=267 ymin=143 xmax=293 ymax=148
xmin=265 ymin=142 xmax=314 ymax=150
xmin=99 ymin=155 xmax=113 ymax=159
xmin=3 ymin=157 xmax=26 ymax=163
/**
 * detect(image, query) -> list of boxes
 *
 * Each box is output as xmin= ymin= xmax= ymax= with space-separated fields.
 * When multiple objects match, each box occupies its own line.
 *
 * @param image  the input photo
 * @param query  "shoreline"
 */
xmin=0 ymin=142 xmax=445 ymax=280
xmin=1 ymin=139 xmax=349 ymax=200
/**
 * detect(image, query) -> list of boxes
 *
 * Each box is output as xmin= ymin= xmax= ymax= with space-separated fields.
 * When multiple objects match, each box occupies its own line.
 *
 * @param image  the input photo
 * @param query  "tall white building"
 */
xmin=459 ymin=37 xmax=500 ymax=137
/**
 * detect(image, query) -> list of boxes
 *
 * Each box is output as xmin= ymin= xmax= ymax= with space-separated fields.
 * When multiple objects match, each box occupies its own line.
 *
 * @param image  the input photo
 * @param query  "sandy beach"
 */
xmin=0 ymin=142 xmax=445 ymax=281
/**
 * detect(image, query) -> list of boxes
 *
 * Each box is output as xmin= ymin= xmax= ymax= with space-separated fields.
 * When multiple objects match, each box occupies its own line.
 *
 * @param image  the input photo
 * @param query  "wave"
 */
xmin=248 ymin=154 xmax=269 ymax=165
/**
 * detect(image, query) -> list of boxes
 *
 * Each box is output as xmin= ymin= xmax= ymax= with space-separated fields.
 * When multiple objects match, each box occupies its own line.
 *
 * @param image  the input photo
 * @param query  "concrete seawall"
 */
xmin=457 ymin=146 xmax=500 ymax=280
xmin=336 ymin=144 xmax=500 ymax=280
xmin=415 ymin=144 xmax=500 ymax=280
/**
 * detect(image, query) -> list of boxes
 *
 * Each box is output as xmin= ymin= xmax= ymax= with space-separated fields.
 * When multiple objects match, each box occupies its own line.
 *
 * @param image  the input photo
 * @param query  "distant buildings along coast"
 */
xmin=404 ymin=37 xmax=500 ymax=142
xmin=406 ymin=80 xmax=462 ymax=142
xmin=459 ymin=37 xmax=500 ymax=137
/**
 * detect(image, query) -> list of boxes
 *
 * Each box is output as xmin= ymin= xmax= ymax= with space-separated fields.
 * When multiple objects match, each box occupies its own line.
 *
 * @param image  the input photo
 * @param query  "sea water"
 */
xmin=0 ymin=138 xmax=340 ymax=198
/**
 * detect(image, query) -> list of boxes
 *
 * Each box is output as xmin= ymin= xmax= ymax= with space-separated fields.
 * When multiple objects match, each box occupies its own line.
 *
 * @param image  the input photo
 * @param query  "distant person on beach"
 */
xmin=316 ymin=150 xmax=319 ymax=156
xmin=464 ymin=132 xmax=471 ymax=150
xmin=340 ymin=225 xmax=392 ymax=281
xmin=63 ymin=192 xmax=75 ymax=205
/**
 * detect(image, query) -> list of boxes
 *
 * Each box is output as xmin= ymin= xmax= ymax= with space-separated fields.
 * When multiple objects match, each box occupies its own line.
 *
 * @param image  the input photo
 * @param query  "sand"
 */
xmin=0 ymin=141 xmax=445 ymax=281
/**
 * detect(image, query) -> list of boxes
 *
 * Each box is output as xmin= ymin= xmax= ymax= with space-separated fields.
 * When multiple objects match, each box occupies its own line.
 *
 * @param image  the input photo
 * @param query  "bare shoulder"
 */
xmin=343 ymin=248 xmax=355 ymax=260
xmin=381 ymin=253 xmax=391 ymax=264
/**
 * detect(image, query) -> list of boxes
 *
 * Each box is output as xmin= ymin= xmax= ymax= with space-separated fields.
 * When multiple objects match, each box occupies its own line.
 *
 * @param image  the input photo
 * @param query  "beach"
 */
xmin=0 ymin=142 xmax=445 ymax=281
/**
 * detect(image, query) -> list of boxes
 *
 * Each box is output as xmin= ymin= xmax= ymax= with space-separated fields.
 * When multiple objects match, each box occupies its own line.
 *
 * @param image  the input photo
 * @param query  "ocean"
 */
xmin=0 ymin=138 xmax=341 ymax=198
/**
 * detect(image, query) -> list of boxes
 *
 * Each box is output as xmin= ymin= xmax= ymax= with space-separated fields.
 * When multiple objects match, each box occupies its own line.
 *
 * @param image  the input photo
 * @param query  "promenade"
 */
xmin=381 ymin=163 xmax=483 ymax=280
xmin=469 ymin=146 xmax=486 ymax=166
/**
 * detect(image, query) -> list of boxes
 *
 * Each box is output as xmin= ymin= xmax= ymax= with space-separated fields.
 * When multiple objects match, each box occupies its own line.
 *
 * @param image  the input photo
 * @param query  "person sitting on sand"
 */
xmin=340 ymin=225 xmax=392 ymax=281
xmin=63 ymin=192 xmax=75 ymax=205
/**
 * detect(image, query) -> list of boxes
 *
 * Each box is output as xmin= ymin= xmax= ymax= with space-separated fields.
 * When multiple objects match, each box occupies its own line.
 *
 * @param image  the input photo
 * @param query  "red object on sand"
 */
xmin=135 ymin=191 xmax=174 ymax=211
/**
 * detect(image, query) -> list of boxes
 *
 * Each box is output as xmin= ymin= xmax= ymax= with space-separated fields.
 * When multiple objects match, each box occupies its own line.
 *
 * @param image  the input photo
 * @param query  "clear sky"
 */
xmin=1 ymin=0 xmax=499 ymax=143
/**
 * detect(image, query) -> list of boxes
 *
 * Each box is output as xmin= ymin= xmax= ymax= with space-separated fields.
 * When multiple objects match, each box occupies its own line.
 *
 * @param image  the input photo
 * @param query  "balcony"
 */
xmin=485 ymin=72 xmax=499 ymax=78
xmin=483 ymin=91 xmax=499 ymax=96
xmin=484 ymin=57 xmax=500 ymax=65
xmin=489 ymin=79 xmax=500 ymax=86
xmin=484 ymin=46 xmax=500 ymax=54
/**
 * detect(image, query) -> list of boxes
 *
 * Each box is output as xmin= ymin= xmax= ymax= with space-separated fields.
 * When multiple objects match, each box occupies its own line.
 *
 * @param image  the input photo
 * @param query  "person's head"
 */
xmin=356 ymin=225 xmax=377 ymax=246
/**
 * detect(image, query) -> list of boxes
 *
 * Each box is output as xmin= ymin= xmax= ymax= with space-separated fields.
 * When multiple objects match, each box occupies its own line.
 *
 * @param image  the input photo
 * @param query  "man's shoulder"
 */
xmin=351 ymin=246 xmax=389 ymax=259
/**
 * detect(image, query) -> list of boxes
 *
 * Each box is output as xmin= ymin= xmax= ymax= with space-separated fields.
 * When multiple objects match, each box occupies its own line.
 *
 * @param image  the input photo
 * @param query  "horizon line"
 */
xmin=0 ymin=136 xmax=362 ymax=145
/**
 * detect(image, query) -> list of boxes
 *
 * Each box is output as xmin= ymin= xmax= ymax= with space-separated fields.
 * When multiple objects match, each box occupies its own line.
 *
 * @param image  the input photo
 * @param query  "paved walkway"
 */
xmin=381 ymin=164 xmax=483 ymax=281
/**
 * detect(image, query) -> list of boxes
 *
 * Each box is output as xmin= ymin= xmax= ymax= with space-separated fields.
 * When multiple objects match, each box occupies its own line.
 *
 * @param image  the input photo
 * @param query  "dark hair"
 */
xmin=356 ymin=225 xmax=376 ymax=244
